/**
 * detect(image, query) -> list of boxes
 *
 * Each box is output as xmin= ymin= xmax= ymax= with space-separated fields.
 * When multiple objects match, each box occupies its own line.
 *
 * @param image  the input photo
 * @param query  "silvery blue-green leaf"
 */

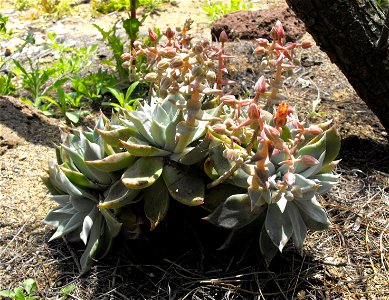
xmin=50 ymin=195 xmax=71 ymax=206
xmin=122 ymin=157 xmax=163 ymax=189
xmin=299 ymin=151 xmax=326 ymax=178
xmin=127 ymin=111 xmax=155 ymax=144
xmin=49 ymin=162 xmax=89 ymax=198
xmin=294 ymin=174 xmax=320 ymax=195
xmin=276 ymin=192 xmax=288 ymax=213
xmin=173 ymin=121 xmax=197 ymax=153
xmin=85 ymin=152 xmax=135 ymax=172
xmin=294 ymin=196 xmax=330 ymax=230
xmin=80 ymin=207 xmax=98 ymax=245
xmin=96 ymin=127 xmax=137 ymax=147
xmin=286 ymin=202 xmax=307 ymax=250
xmin=99 ymin=179 xmax=140 ymax=209
xmin=59 ymin=166 xmax=97 ymax=189
xmin=248 ymin=187 xmax=267 ymax=211
xmin=84 ymin=136 xmax=103 ymax=160
xmin=206 ymin=194 xmax=265 ymax=229
xmin=162 ymin=163 xmax=204 ymax=206
xmin=150 ymin=119 xmax=166 ymax=148
xmin=144 ymin=177 xmax=170 ymax=230
xmin=53 ymin=202 xmax=77 ymax=214
xmin=43 ymin=210 xmax=71 ymax=227
xmin=178 ymin=136 xmax=210 ymax=165
xmin=153 ymin=103 xmax=169 ymax=124
xmin=70 ymin=196 xmax=96 ymax=212
xmin=61 ymin=144 xmax=111 ymax=185
xmin=49 ymin=211 xmax=85 ymax=241
xmin=164 ymin=109 xmax=184 ymax=152
xmin=265 ymin=203 xmax=293 ymax=252
xmin=100 ymin=208 xmax=122 ymax=237
xmin=121 ymin=137 xmax=171 ymax=157
xmin=295 ymin=133 xmax=326 ymax=174
xmin=80 ymin=214 xmax=102 ymax=274
xmin=162 ymin=93 xmax=185 ymax=117
xmin=259 ymin=225 xmax=279 ymax=266
xmin=311 ymin=173 xmax=339 ymax=194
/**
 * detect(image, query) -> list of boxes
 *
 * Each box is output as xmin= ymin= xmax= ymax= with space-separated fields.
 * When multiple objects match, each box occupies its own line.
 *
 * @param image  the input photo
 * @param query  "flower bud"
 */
xmin=300 ymin=155 xmax=320 ymax=167
xmin=306 ymin=125 xmax=323 ymax=135
xmin=254 ymin=75 xmax=266 ymax=94
xmin=157 ymin=59 xmax=170 ymax=70
xmin=263 ymin=124 xmax=280 ymax=140
xmin=206 ymin=70 xmax=216 ymax=83
xmin=144 ymin=72 xmax=158 ymax=82
xmin=256 ymin=38 xmax=269 ymax=46
xmin=148 ymin=28 xmax=158 ymax=43
xmin=191 ymin=65 xmax=203 ymax=78
xmin=201 ymin=39 xmax=210 ymax=48
xmin=283 ymin=172 xmax=296 ymax=186
xmin=301 ymin=41 xmax=312 ymax=49
xmin=205 ymin=60 xmax=215 ymax=68
xmin=121 ymin=61 xmax=131 ymax=68
xmin=160 ymin=77 xmax=173 ymax=90
xmin=192 ymin=42 xmax=204 ymax=54
xmin=164 ymin=27 xmax=175 ymax=39
xmin=219 ymin=30 xmax=228 ymax=43
xmin=221 ymin=94 xmax=237 ymax=106
xmin=121 ymin=52 xmax=132 ymax=60
xmin=160 ymin=47 xmax=177 ymax=58
xmin=169 ymin=56 xmax=184 ymax=68
xmin=254 ymin=46 xmax=266 ymax=55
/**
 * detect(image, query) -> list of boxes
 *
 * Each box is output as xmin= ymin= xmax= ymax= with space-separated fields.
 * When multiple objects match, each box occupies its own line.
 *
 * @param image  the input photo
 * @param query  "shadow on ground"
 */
xmin=0 ymin=96 xmax=61 ymax=148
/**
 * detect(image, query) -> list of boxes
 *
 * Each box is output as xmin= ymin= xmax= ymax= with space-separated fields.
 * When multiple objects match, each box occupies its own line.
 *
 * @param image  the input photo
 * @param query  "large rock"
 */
xmin=211 ymin=4 xmax=305 ymax=42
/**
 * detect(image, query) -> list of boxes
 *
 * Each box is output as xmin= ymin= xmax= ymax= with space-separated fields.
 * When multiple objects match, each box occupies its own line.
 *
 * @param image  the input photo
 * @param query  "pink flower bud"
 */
xmin=169 ymin=56 xmax=184 ymax=69
xmin=264 ymin=124 xmax=280 ymax=140
xmin=121 ymin=52 xmax=132 ymax=60
xmin=254 ymin=76 xmax=267 ymax=94
xmin=307 ymin=125 xmax=323 ymax=135
xmin=193 ymin=42 xmax=204 ymax=54
xmin=254 ymin=46 xmax=266 ymax=55
xmin=301 ymin=41 xmax=312 ymax=49
xmin=256 ymin=38 xmax=269 ymax=46
xmin=219 ymin=30 xmax=228 ymax=43
xmin=160 ymin=77 xmax=172 ymax=90
xmin=159 ymin=47 xmax=177 ymax=58
xmin=248 ymin=103 xmax=261 ymax=120
xmin=164 ymin=27 xmax=175 ymax=39
xmin=274 ymin=20 xmax=285 ymax=41
xmin=144 ymin=72 xmax=158 ymax=82
xmin=283 ymin=172 xmax=296 ymax=185
xmin=148 ymin=28 xmax=158 ymax=43
xmin=300 ymin=155 xmax=320 ymax=166
xmin=157 ymin=59 xmax=170 ymax=70
xmin=221 ymin=94 xmax=238 ymax=106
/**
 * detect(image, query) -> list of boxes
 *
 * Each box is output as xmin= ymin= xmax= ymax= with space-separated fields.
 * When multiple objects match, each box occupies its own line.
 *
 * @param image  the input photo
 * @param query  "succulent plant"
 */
xmin=43 ymin=116 xmax=134 ymax=273
xmin=43 ymin=19 xmax=341 ymax=272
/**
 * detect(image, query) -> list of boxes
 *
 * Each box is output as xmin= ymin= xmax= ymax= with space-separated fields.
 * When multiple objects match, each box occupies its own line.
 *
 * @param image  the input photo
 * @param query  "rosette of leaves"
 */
xmin=97 ymin=94 xmax=211 ymax=230
xmin=205 ymin=122 xmax=341 ymax=264
xmin=43 ymin=116 xmax=135 ymax=273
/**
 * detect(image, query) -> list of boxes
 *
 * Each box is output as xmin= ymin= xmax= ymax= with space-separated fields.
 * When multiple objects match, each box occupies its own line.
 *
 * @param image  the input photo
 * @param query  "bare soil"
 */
xmin=0 ymin=1 xmax=388 ymax=299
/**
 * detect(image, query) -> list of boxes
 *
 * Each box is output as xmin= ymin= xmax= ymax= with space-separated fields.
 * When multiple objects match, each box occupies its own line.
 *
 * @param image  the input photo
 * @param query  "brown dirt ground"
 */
xmin=1 ymin=1 xmax=388 ymax=299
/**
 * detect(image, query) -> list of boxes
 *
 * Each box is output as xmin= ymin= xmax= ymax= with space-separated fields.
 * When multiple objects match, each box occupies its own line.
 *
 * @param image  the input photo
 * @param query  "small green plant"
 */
xmin=0 ymin=72 xmax=16 ymax=95
xmin=43 ymin=21 xmax=341 ymax=273
xmin=103 ymin=81 xmax=142 ymax=111
xmin=202 ymin=0 xmax=253 ymax=21
xmin=376 ymin=0 xmax=389 ymax=9
xmin=0 ymin=278 xmax=39 ymax=300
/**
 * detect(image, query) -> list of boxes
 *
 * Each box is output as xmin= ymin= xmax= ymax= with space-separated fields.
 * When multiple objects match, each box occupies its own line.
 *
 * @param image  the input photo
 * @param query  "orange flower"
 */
xmin=274 ymin=102 xmax=290 ymax=127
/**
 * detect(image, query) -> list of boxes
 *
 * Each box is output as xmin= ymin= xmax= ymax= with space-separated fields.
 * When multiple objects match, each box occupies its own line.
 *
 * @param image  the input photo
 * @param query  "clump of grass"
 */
xmin=202 ymin=0 xmax=253 ymax=21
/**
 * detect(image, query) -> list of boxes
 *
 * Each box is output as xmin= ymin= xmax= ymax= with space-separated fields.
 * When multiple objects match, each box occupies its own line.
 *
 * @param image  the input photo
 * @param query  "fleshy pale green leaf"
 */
xmin=85 ymin=151 xmax=135 ymax=172
xmin=204 ymin=184 xmax=246 ymax=211
xmin=265 ymin=203 xmax=293 ymax=252
xmin=286 ymin=202 xmax=307 ymax=250
xmin=99 ymin=179 xmax=140 ymax=209
xmin=60 ymin=166 xmax=96 ymax=189
xmin=80 ymin=207 xmax=98 ymax=245
xmin=294 ymin=196 xmax=330 ymax=230
xmin=96 ymin=127 xmax=137 ymax=147
xmin=259 ymin=225 xmax=279 ymax=266
xmin=80 ymin=214 xmax=102 ymax=274
xmin=205 ymin=194 xmax=265 ymax=229
xmin=100 ymin=208 xmax=122 ymax=237
xmin=178 ymin=136 xmax=210 ymax=165
xmin=162 ymin=162 xmax=204 ymax=206
xmin=121 ymin=137 xmax=171 ymax=157
xmin=144 ymin=177 xmax=170 ymax=230
xmin=122 ymin=157 xmax=163 ymax=189
xmin=323 ymin=127 xmax=341 ymax=166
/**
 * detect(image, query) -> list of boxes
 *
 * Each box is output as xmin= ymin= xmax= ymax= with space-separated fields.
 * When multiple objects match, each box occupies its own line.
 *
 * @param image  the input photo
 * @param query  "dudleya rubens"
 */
xmin=43 ymin=19 xmax=341 ymax=272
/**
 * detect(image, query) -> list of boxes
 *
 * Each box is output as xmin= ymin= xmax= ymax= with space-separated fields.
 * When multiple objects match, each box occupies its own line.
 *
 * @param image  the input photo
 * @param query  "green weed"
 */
xmin=202 ymin=0 xmax=253 ymax=21
xmin=0 ymin=278 xmax=39 ymax=300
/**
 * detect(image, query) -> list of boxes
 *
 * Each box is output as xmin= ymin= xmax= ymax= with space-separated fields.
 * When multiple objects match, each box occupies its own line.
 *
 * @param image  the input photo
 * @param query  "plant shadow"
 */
xmin=43 ymin=203 xmax=335 ymax=299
